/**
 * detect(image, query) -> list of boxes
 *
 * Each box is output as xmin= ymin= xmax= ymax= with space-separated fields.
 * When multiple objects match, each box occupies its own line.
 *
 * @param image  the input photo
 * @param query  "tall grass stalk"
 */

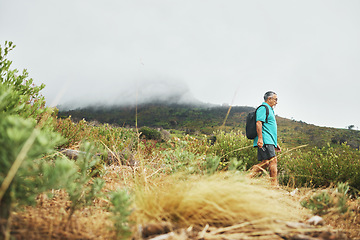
xmin=276 ymin=144 xmax=308 ymax=159
xmin=221 ymin=105 xmax=233 ymax=128
xmin=221 ymin=88 xmax=239 ymax=128
xmin=220 ymin=145 xmax=253 ymax=159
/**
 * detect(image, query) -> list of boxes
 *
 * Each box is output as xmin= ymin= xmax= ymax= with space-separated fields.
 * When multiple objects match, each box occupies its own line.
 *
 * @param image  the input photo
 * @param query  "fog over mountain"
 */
xmin=58 ymin=78 xmax=203 ymax=110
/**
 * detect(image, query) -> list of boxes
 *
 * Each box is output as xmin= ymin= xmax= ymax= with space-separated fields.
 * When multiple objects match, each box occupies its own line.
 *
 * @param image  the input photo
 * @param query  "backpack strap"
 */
xmin=256 ymin=105 xmax=269 ymax=123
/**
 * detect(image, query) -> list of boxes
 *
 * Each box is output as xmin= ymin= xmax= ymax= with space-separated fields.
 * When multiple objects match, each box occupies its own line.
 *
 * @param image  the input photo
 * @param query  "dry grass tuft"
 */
xmin=132 ymin=172 xmax=307 ymax=228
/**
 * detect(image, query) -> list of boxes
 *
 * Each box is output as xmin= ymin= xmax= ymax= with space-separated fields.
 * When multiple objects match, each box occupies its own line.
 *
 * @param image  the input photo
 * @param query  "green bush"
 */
xmin=279 ymin=144 xmax=360 ymax=191
xmin=139 ymin=126 xmax=162 ymax=141
xmin=301 ymin=182 xmax=350 ymax=215
xmin=208 ymin=130 xmax=257 ymax=171
xmin=0 ymin=83 xmax=66 ymax=235
xmin=56 ymin=117 xmax=138 ymax=151
xmin=108 ymin=190 xmax=133 ymax=239
xmin=0 ymin=41 xmax=52 ymax=124
xmin=162 ymin=147 xmax=203 ymax=174
xmin=58 ymin=142 xmax=105 ymax=223
xmin=0 ymin=105 xmax=65 ymax=203
xmin=0 ymin=41 xmax=106 ymax=237
xmin=205 ymin=155 xmax=221 ymax=175
xmin=1 ymin=42 xmax=66 ymax=226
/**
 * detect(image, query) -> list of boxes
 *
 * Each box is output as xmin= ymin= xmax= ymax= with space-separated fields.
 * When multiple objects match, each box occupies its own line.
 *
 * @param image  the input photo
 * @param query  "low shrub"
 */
xmin=108 ymin=190 xmax=133 ymax=240
xmin=55 ymin=118 xmax=138 ymax=155
xmin=208 ymin=130 xmax=257 ymax=171
xmin=162 ymin=147 xmax=204 ymax=174
xmin=301 ymin=182 xmax=350 ymax=215
xmin=279 ymin=144 xmax=360 ymax=191
xmin=139 ymin=126 xmax=162 ymax=141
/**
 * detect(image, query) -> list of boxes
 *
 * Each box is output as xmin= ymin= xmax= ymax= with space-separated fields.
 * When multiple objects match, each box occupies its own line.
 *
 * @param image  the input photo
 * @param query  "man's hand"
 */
xmin=257 ymin=138 xmax=264 ymax=148
xmin=276 ymin=144 xmax=281 ymax=152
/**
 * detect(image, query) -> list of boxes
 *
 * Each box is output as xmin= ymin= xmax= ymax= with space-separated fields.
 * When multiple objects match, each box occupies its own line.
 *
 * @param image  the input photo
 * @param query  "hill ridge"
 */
xmin=58 ymin=102 xmax=360 ymax=149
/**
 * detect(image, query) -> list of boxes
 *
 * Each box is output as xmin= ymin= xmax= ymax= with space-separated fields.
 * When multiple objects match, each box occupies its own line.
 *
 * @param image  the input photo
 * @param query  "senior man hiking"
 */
xmin=249 ymin=91 xmax=281 ymax=186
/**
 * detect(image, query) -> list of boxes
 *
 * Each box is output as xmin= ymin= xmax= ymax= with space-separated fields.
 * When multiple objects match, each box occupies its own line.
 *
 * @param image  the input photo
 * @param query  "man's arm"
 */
xmin=256 ymin=120 xmax=263 ymax=148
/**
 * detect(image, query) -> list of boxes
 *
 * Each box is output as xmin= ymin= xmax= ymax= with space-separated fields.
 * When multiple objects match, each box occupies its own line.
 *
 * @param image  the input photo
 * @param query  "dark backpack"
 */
xmin=245 ymin=105 xmax=269 ymax=139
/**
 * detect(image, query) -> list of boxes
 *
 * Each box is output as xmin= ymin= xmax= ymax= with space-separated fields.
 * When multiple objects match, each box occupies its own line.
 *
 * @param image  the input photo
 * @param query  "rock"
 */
xmin=60 ymin=149 xmax=138 ymax=166
xmin=286 ymin=221 xmax=310 ymax=229
xmin=307 ymin=216 xmax=325 ymax=226
xmin=148 ymin=232 xmax=174 ymax=240
xmin=60 ymin=149 xmax=85 ymax=160
xmin=289 ymin=188 xmax=299 ymax=197
xmin=141 ymin=222 xmax=172 ymax=238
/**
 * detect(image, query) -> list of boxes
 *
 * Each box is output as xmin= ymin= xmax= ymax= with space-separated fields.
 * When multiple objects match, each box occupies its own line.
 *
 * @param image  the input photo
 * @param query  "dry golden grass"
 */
xmin=131 ymin=172 xmax=308 ymax=228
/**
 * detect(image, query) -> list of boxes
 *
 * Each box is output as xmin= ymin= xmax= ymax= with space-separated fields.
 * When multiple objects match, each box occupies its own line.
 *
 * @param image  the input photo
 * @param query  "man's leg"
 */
xmin=268 ymin=157 xmax=278 ymax=185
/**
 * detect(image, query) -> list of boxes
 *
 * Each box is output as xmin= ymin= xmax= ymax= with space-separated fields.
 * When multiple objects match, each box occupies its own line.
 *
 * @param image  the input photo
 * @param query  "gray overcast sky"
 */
xmin=1 ymin=0 xmax=359 ymax=129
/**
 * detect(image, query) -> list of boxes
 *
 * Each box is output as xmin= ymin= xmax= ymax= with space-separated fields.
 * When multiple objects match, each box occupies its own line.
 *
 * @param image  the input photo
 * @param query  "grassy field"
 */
xmin=4 ymin=119 xmax=360 ymax=239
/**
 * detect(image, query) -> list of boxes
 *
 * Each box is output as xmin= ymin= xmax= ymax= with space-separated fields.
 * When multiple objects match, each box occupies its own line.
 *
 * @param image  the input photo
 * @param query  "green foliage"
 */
xmin=336 ymin=182 xmax=350 ymax=214
xmin=139 ymin=126 xmax=162 ymax=141
xmin=301 ymin=191 xmax=333 ymax=215
xmin=205 ymin=155 xmax=221 ymax=175
xmin=209 ymin=130 xmax=257 ymax=171
xmin=279 ymin=144 xmax=360 ymax=191
xmin=55 ymin=117 xmax=138 ymax=155
xmin=0 ymin=41 xmax=50 ymax=122
xmin=0 ymin=111 xmax=65 ymax=205
xmin=228 ymin=157 xmax=247 ymax=172
xmin=0 ymin=82 xmax=68 ymax=237
xmin=108 ymin=190 xmax=133 ymax=239
xmin=59 ymin=142 xmax=105 ymax=223
xmin=205 ymin=156 xmax=247 ymax=174
xmin=175 ymin=135 xmax=210 ymax=155
xmin=301 ymin=182 xmax=350 ymax=215
xmin=159 ymin=130 xmax=257 ymax=175
xmin=159 ymin=131 xmax=257 ymax=174
xmin=0 ymin=77 xmax=64 ymax=201
xmin=162 ymin=146 xmax=202 ymax=174
xmin=0 ymin=42 xmax=106 ymax=237
xmin=55 ymin=117 xmax=89 ymax=147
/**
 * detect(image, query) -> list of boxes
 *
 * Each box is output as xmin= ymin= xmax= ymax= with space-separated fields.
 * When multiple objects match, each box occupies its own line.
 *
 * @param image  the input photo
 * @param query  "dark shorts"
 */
xmin=257 ymin=144 xmax=276 ymax=161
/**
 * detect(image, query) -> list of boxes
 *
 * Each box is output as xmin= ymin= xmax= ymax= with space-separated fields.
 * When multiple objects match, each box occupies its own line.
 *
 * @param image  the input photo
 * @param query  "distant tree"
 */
xmin=347 ymin=125 xmax=355 ymax=130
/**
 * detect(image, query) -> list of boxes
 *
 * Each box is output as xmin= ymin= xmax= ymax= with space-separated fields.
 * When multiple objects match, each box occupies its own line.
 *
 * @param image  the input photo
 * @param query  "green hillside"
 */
xmin=58 ymin=103 xmax=252 ymax=133
xmin=277 ymin=116 xmax=360 ymax=149
xmin=58 ymin=103 xmax=360 ymax=150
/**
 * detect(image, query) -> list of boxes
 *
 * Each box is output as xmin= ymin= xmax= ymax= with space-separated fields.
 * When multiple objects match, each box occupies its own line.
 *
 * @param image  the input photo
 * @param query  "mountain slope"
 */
xmin=58 ymin=103 xmax=360 ymax=149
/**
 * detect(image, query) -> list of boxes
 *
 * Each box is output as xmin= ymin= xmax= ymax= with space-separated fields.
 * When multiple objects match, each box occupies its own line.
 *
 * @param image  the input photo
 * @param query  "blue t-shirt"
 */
xmin=253 ymin=102 xmax=277 ymax=147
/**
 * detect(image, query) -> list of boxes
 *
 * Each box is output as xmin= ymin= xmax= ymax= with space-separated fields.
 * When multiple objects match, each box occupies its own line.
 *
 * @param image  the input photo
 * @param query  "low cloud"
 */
xmin=57 ymin=78 xmax=201 ymax=110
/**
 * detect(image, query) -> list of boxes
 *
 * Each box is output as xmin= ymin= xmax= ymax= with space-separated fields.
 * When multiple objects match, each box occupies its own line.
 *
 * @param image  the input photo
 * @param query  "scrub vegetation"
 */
xmin=1 ymin=41 xmax=360 ymax=239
